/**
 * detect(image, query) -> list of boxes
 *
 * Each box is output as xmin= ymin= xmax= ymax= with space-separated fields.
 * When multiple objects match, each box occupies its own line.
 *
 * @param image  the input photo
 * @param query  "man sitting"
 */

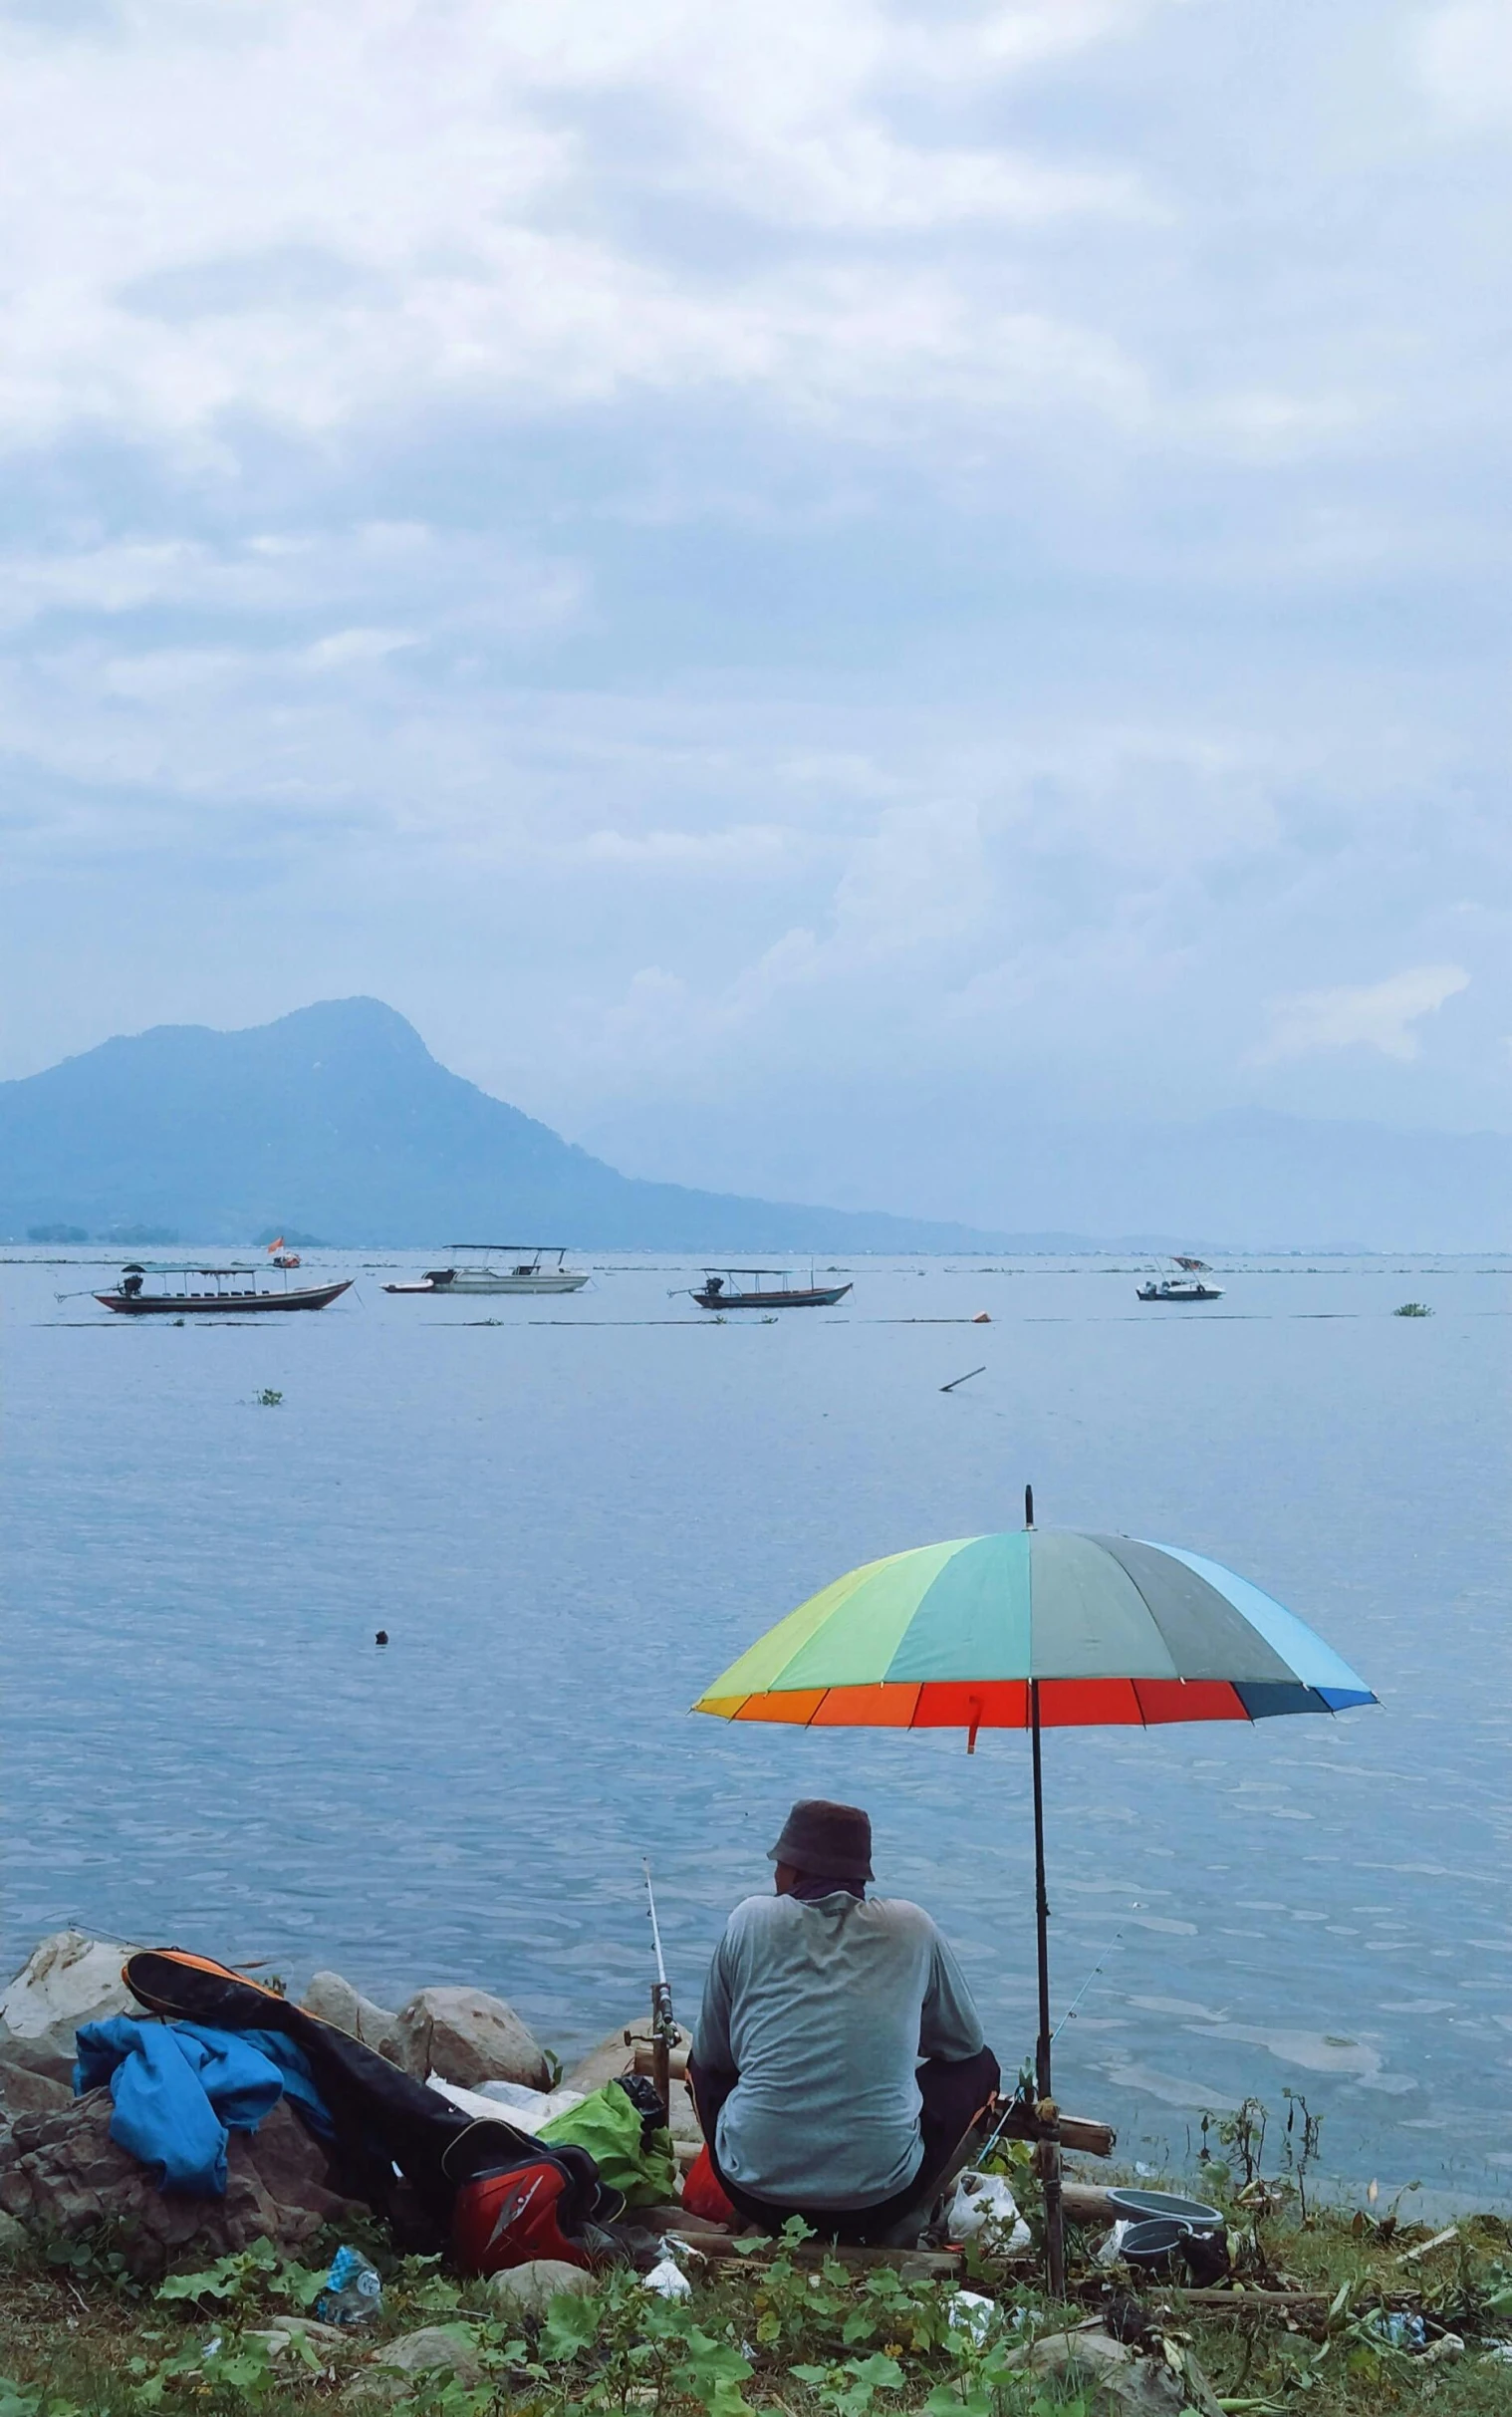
xmin=688 ymin=1798 xmax=999 ymax=2243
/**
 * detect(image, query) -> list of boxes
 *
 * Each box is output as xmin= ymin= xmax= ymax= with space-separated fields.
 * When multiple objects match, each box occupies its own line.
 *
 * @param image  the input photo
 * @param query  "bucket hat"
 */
xmin=768 ymin=1798 xmax=874 ymax=1881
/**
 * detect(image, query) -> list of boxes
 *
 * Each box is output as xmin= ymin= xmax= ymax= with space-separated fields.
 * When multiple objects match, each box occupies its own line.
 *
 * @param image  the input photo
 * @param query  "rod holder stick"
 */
xmin=1030 ymin=1675 xmax=1066 ymax=2299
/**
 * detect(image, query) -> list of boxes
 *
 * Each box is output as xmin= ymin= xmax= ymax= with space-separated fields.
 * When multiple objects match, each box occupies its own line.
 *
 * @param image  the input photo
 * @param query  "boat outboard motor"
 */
xmin=121 ymin=1267 xmax=144 ymax=1299
xmin=705 ymin=1274 xmax=723 ymax=1297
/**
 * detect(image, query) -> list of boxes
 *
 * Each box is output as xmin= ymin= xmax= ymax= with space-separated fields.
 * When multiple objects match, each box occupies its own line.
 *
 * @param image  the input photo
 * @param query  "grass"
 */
xmin=6 ymin=2178 xmax=1512 ymax=2417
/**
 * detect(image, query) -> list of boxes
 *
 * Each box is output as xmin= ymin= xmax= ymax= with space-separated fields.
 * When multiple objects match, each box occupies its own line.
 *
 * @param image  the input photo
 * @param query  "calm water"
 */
xmin=4 ymin=1250 xmax=1511 ymax=2207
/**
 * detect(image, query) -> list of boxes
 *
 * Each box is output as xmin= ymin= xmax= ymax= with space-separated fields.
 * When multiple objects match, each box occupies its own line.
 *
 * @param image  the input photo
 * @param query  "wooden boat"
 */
xmin=383 ymin=1245 xmax=589 ymax=1297
xmin=96 ymin=1262 xmax=353 ymax=1314
xmin=691 ymin=1267 xmax=853 ymax=1310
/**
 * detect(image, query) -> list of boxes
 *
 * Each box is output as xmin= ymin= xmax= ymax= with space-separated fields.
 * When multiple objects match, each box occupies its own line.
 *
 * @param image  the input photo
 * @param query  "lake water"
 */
xmin=5 ymin=1249 xmax=1511 ymax=2209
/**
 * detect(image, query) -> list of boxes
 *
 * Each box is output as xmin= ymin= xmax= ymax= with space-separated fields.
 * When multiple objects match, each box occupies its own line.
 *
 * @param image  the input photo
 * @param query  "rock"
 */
xmin=0 ymin=1932 xmax=140 ymax=2084
xmin=562 ymin=2018 xmax=691 ymax=2098
xmin=1007 ymin=2324 xmax=1223 ymax=2416
xmin=301 ymin=1972 xmax=402 ymax=2062
xmin=0 ymin=2211 xmax=27 ymax=2259
xmin=247 ymin=2317 xmax=358 ymax=2365
xmin=560 ymin=2018 xmax=701 ymax=2143
xmin=340 ymin=2378 xmax=401 ymax=2409
xmin=373 ymin=2324 xmax=485 ymax=2385
xmin=391 ymin=1987 xmax=549 ymax=2091
xmin=0 ymin=2057 xmax=74 ymax=2116
xmin=0 ymin=2088 xmax=362 ymax=2281
xmin=484 ymin=2259 xmax=596 ymax=2321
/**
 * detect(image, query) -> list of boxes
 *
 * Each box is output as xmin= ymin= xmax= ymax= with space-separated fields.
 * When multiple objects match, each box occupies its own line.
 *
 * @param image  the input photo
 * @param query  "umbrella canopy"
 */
xmin=694 ymin=1517 xmax=1375 ymax=2289
xmin=693 ymin=1529 xmax=1376 ymax=1733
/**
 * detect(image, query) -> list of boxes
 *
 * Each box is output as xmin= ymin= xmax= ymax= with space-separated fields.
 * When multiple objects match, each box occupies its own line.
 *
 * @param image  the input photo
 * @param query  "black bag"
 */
xmin=123 ymin=1950 xmax=620 ymax=2254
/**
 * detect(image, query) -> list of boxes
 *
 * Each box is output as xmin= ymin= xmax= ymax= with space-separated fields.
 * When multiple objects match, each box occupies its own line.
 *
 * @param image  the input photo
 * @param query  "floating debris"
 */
xmin=939 ymin=1365 xmax=986 ymax=1393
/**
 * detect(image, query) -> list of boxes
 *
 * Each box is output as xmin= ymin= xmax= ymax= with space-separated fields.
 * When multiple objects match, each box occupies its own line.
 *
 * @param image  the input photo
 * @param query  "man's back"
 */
xmin=693 ymin=1889 xmax=984 ymax=2209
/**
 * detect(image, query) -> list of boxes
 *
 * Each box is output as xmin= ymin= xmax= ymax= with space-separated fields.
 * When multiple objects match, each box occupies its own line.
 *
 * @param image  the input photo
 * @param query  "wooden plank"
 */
xmin=993 ymin=2103 xmax=1116 ymax=2158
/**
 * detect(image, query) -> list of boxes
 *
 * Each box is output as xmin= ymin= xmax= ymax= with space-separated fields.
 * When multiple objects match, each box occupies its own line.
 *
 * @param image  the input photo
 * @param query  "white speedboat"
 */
xmin=383 ymin=1245 xmax=589 ymax=1297
xmin=1136 ymin=1256 xmax=1223 ymax=1303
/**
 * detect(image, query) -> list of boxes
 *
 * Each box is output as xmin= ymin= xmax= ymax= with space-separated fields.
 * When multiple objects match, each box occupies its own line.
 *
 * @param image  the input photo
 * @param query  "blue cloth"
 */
xmin=75 ymin=2017 xmax=333 ymax=2197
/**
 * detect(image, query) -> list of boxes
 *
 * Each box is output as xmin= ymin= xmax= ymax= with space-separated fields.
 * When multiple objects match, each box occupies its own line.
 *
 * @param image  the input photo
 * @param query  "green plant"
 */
xmin=1393 ymin=1301 xmax=1432 ymax=1317
xmin=256 ymin=1388 xmax=283 ymax=1406
xmin=38 ymin=2223 xmax=148 ymax=2300
xmin=156 ymin=2238 xmax=324 ymax=2316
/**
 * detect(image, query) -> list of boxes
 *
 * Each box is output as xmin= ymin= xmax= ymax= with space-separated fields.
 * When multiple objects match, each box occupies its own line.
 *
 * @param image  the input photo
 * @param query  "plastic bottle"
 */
xmin=317 ymin=2245 xmax=383 ymax=2325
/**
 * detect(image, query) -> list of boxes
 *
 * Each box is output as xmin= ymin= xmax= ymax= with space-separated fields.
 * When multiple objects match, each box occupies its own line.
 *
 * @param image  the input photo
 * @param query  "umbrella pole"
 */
xmin=1030 ymin=1678 xmax=1067 ymax=2298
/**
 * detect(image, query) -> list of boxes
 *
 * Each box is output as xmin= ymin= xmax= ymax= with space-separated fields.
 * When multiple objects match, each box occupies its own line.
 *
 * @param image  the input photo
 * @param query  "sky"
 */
xmin=1 ymin=0 xmax=1510 ymax=1217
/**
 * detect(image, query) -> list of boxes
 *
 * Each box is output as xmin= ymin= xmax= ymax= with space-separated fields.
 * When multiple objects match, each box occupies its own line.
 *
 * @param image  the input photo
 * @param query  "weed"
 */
xmin=256 ymin=1388 xmax=283 ymax=1407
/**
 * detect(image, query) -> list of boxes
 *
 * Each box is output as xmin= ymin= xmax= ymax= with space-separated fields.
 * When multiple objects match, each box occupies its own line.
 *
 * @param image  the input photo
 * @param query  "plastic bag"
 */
xmin=946 ymin=2170 xmax=1031 ymax=2254
xmin=542 ymin=2077 xmax=678 ymax=2208
xmin=642 ymin=2256 xmax=693 ymax=2299
xmin=946 ymin=2290 xmax=997 ymax=2345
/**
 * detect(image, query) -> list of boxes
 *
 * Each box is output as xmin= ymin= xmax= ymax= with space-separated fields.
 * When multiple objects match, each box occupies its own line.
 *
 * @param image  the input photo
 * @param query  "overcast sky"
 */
xmin=2 ymin=0 xmax=1509 ymax=1209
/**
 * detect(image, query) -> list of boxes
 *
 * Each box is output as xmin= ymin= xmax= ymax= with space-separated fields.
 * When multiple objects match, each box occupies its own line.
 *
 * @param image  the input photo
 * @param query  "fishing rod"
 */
xmin=642 ymin=1858 xmax=678 ymax=2120
xmin=1051 ymin=1926 xmax=1122 ymax=2047
xmin=980 ymin=1924 xmax=1124 ymax=2160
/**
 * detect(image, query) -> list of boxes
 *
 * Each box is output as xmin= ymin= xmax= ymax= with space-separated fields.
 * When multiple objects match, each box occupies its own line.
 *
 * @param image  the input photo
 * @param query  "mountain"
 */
xmin=581 ymin=1092 xmax=1512 ymax=1254
xmin=0 ymin=999 xmax=1017 ymax=1250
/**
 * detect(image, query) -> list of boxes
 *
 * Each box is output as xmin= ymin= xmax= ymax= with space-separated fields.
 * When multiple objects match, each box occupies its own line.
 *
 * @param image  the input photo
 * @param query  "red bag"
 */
xmin=681 ymin=2145 xmax=737 ymax=2227
xmin=452 ymin=2158 xmax=594 ymax=2275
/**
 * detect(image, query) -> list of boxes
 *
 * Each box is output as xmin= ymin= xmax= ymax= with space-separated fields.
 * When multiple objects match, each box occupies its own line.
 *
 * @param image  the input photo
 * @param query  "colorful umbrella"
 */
xmin=693 ymin=1496 xmax=1376 ymax=2283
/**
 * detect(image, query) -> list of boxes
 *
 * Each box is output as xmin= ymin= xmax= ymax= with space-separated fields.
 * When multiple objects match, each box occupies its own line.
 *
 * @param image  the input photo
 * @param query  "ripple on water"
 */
xmin=5 ymin=1249 xmax=1512 ymax=2199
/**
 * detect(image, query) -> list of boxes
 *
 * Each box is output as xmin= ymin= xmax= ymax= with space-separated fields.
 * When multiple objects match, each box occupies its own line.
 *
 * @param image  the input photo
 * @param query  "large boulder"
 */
xmin=0 ymin=1932 xmax=140 ymax=2083
xmin=390 ymin=1988 xmax=548 ymax=2091
xmin=0 ymin=2088 xmax=360 ymax=2281
xmin=561 ymin=2017 xmax=690 ymax=2097
xmin=560 ymin=2015 xmax=702 ymax=2144
xmin=0 ymin=2059 xmax=74 ymax=2116
xmin=301 ymin=1972 xmax=402 ymax=2061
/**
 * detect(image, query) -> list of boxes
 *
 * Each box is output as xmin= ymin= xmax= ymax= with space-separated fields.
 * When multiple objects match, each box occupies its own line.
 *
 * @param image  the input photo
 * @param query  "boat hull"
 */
xmin=97 ymin=1279 xmax=354 ymax=1314
xmin=693 ymin=1283 xmax=852 ymax=1309
xmin=382 ymin=1272 xmax=589 ymax=1295
xmin=1135 ymin=1283 xmax=1223 ymax=1302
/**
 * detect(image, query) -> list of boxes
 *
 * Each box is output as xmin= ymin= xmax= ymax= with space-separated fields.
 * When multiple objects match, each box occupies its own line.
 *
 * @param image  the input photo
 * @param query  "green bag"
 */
xmin=541 ymin=2078 xmax=678 ymax=2208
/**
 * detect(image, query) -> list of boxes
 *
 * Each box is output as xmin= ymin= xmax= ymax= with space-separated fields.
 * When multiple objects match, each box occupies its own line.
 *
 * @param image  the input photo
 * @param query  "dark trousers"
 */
xmin=686 ymin=2045 xmax=1000 ymax=2245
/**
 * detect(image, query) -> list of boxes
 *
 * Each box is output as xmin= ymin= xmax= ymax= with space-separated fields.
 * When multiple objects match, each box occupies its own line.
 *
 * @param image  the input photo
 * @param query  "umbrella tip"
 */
xmin=1024 ymin=1482 xmax=1034 ymax=1529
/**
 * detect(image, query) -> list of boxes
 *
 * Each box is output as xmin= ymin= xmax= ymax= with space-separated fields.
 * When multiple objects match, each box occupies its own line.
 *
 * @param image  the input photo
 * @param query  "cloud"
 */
xmin=1254 ymin=966 xmax=1471 ymax=1066
xmin=1417 ymin=2 xmax=1512 ymax=127
xmin=2 ymin=0 xmax=1512 ymax=1163
xmin=0 ymin=0 xmax=1164 ymax=453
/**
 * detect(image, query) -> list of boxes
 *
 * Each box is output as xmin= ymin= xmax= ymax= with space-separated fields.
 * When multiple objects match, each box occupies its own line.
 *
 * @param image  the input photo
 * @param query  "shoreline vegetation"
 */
xmin=5 ymin=2160 xmax=1512 ymax=2415
xmin=2 ymin=1929 xmax=1510 ymax=2416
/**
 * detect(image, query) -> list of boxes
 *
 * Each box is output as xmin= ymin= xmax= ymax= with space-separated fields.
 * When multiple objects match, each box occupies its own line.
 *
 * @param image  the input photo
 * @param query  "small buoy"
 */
xmin=973 ymin=1311 xmax=991 ymax=1324
xmin=375 ymin=1630 xmax=388 ymax=1647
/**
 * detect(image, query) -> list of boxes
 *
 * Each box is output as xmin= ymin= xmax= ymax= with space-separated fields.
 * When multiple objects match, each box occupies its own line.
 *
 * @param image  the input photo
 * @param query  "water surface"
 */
xmin=4 ymin=1250 xmax=1509 ymax=2205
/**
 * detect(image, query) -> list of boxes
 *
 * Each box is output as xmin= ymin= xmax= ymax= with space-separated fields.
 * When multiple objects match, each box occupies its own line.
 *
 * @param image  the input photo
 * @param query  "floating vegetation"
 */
xmin=256 ymin=1387 xmax=284 ymax=1406
xmin=1393 ymin=1302 xmax=1433 ymax=1318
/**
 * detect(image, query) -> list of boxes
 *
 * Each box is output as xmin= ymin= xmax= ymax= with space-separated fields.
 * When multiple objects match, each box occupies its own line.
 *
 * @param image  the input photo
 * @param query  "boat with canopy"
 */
xmin=689 ymin=1267 xmax=852 ymax=1310
xmin=95 ymin=1263 xmax=353 ymax=1314
xmin=1136 ymin=1254 xmax=1223 ymax=1302
xmin=382 ymin=1246 xmax=589 ymax=1297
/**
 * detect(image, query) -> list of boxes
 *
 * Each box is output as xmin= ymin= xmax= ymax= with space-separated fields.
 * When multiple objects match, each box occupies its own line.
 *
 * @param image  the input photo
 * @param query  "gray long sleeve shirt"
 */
xmin=692 ymin=1890 xmax=985 ymax=2209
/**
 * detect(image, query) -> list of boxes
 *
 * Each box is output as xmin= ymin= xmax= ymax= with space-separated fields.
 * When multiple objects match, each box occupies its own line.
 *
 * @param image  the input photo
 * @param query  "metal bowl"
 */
xmin=1118 ymin=2217 xmax=1190 ymax=2275
xmin=1107 ymin=2187 xmax=1225 ymax=2235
